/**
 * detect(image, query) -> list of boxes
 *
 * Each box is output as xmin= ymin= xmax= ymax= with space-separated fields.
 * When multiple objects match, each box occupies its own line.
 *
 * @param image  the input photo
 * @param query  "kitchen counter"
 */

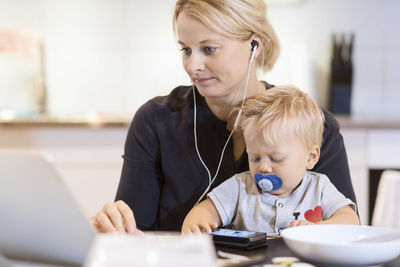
xmin=335 ymin=115 xmax=400 ymax=129
xmin=2 ymin=115 xmax=400 ymax=129
xmin=0 ymin=115 xmax=131 ymax=128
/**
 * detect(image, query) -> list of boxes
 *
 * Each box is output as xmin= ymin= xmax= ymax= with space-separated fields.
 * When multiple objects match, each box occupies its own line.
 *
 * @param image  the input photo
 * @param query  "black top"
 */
xmin=115 ymin=84 xmax=357 ymax=231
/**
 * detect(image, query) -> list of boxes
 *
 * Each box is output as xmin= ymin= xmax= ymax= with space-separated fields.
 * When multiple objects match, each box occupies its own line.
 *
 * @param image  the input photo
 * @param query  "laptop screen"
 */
xmin=0 ymin=150 xmax=95 ymax=266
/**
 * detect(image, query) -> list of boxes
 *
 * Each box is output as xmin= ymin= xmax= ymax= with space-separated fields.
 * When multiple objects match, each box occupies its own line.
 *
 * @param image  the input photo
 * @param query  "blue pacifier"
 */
xmin=254 ymin=173 xmax=282 ymax=192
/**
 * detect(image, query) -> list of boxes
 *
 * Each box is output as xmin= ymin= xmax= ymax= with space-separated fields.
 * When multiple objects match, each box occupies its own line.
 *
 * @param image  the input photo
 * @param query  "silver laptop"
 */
xmin=0 ymin=150 xmax=96 ymax=266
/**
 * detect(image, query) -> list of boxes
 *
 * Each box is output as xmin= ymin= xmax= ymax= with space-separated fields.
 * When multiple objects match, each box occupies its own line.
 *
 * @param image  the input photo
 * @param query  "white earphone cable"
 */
xmin=193 ymin=45 xmax=258 ymax=206
xmin=234 ymin=46 xmax=258 ymax=129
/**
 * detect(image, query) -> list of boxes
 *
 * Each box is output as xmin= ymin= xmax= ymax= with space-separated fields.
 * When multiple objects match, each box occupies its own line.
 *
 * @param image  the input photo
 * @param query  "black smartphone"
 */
xmin=210 ymin=228 xmax=267 ymax=250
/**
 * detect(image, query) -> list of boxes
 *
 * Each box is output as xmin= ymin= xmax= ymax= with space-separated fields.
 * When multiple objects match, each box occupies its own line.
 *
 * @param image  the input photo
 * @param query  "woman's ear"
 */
xmin=306 ymin=145 xmax=320 ymax=170
xmin=250 ymin=34 xmax=263 ymax=58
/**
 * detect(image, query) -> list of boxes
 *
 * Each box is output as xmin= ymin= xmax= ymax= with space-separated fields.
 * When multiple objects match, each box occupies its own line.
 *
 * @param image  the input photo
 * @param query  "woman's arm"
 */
xmin=92 ymin=103 xmax=163 ymax=232
xmin=116 ymin=104 xmax=163 ymax=230
xmin=182 ymin=199 xmax=222 ymax=234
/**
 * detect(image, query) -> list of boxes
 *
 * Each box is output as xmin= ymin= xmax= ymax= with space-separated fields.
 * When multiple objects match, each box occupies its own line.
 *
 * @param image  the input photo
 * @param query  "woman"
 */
xmin=92 ymin=0 xmax=356 ymax=233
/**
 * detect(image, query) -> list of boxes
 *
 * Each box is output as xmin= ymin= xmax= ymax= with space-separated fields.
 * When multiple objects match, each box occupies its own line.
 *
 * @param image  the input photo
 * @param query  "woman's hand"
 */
xmin=91 ymin=200 xmax=143 ymax=234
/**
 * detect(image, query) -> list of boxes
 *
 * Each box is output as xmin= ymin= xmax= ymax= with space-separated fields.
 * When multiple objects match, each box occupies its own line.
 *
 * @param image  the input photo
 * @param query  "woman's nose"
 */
xmin=186 ymin=53 xmax=205 ymax=73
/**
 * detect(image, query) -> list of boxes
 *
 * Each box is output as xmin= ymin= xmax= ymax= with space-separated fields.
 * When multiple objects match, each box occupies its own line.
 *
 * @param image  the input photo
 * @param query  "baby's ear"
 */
xmin=306 ymin=145 xmax=320 ymax=169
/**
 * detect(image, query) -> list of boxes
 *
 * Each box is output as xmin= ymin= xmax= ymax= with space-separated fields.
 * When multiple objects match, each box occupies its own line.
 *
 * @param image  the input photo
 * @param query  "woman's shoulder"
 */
xmin=139 ymin=85 xmax=193 ymax=114
xmin=130 ymin=85 xmax=193 ymax=128
xmin=321 ymin=108 xmax=340 ymax=135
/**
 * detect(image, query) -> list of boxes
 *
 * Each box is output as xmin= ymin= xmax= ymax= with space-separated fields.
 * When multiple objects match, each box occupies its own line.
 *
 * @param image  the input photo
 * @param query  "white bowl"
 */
xmin=281 ymin=225 xmax=400 ymax=266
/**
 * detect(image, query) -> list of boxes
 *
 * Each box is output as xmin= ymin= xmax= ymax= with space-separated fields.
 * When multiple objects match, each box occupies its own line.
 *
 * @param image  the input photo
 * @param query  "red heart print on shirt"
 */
xmin=304 ymin=206 xmax=322 ymax=222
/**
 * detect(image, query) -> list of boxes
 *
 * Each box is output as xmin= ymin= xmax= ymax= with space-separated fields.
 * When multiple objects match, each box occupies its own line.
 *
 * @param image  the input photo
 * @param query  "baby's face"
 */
xmin=245 ymin=132 xmax=318 ymax=198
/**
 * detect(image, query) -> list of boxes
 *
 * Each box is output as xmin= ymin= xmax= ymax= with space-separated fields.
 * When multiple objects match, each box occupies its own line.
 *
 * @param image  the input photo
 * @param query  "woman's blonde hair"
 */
xmin=172 ymin=0 xmax=280 ymax=72
xmin=239 ymin=86 xmax=325 ymax=149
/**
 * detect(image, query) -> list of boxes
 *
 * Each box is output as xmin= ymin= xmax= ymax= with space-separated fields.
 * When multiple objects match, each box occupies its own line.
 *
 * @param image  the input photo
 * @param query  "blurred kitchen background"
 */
xmin=1 ymin=0 xmax=398 ymax=118
xmin=1 ymin=0 xmax=399 ymax=227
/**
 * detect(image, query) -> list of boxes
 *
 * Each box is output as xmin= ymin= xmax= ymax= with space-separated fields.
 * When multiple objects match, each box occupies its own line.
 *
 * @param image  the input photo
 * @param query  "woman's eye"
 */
xmin=180 ymin=47 xmax=191 ymax=56
xmin=203 ymin=46 xmax=216 ymax=55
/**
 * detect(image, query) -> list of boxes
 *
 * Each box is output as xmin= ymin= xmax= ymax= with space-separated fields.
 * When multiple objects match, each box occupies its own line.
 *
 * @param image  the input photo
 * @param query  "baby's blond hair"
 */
xmin=240 ymin=86 xmax=324 ymax=149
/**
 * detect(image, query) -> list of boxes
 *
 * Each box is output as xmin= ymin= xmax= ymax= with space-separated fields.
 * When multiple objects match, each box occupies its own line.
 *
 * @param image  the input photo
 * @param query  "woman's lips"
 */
xmin=194 ymin=77 xmax=215 ymax=85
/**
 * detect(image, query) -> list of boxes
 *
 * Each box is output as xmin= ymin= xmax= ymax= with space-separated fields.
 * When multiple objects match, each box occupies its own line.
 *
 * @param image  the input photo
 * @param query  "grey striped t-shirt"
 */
xmin=208 ymin=171 xmax=356 ymax=233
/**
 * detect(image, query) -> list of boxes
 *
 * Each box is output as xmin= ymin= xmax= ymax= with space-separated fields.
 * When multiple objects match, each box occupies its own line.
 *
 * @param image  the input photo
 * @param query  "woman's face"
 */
xmin=176 ymin=12 xmax=252 ymax=100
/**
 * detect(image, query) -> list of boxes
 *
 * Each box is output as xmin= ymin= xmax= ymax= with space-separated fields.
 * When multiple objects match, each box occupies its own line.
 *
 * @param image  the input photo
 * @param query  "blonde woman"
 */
xmin=92 ymin=0 xmax=356 ymax=234
xmin=182 ymin=86 xmax=359 ymax=234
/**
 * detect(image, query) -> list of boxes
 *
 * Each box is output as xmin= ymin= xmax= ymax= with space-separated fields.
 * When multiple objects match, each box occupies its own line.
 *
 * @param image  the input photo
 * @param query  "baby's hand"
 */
xmin=181 ymin=198 xmax=221 ymax=234
xmin=290 ymin=220 xmax=314 ymax=227
xmin=181 ymin=221 xmax=219 ymax=234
